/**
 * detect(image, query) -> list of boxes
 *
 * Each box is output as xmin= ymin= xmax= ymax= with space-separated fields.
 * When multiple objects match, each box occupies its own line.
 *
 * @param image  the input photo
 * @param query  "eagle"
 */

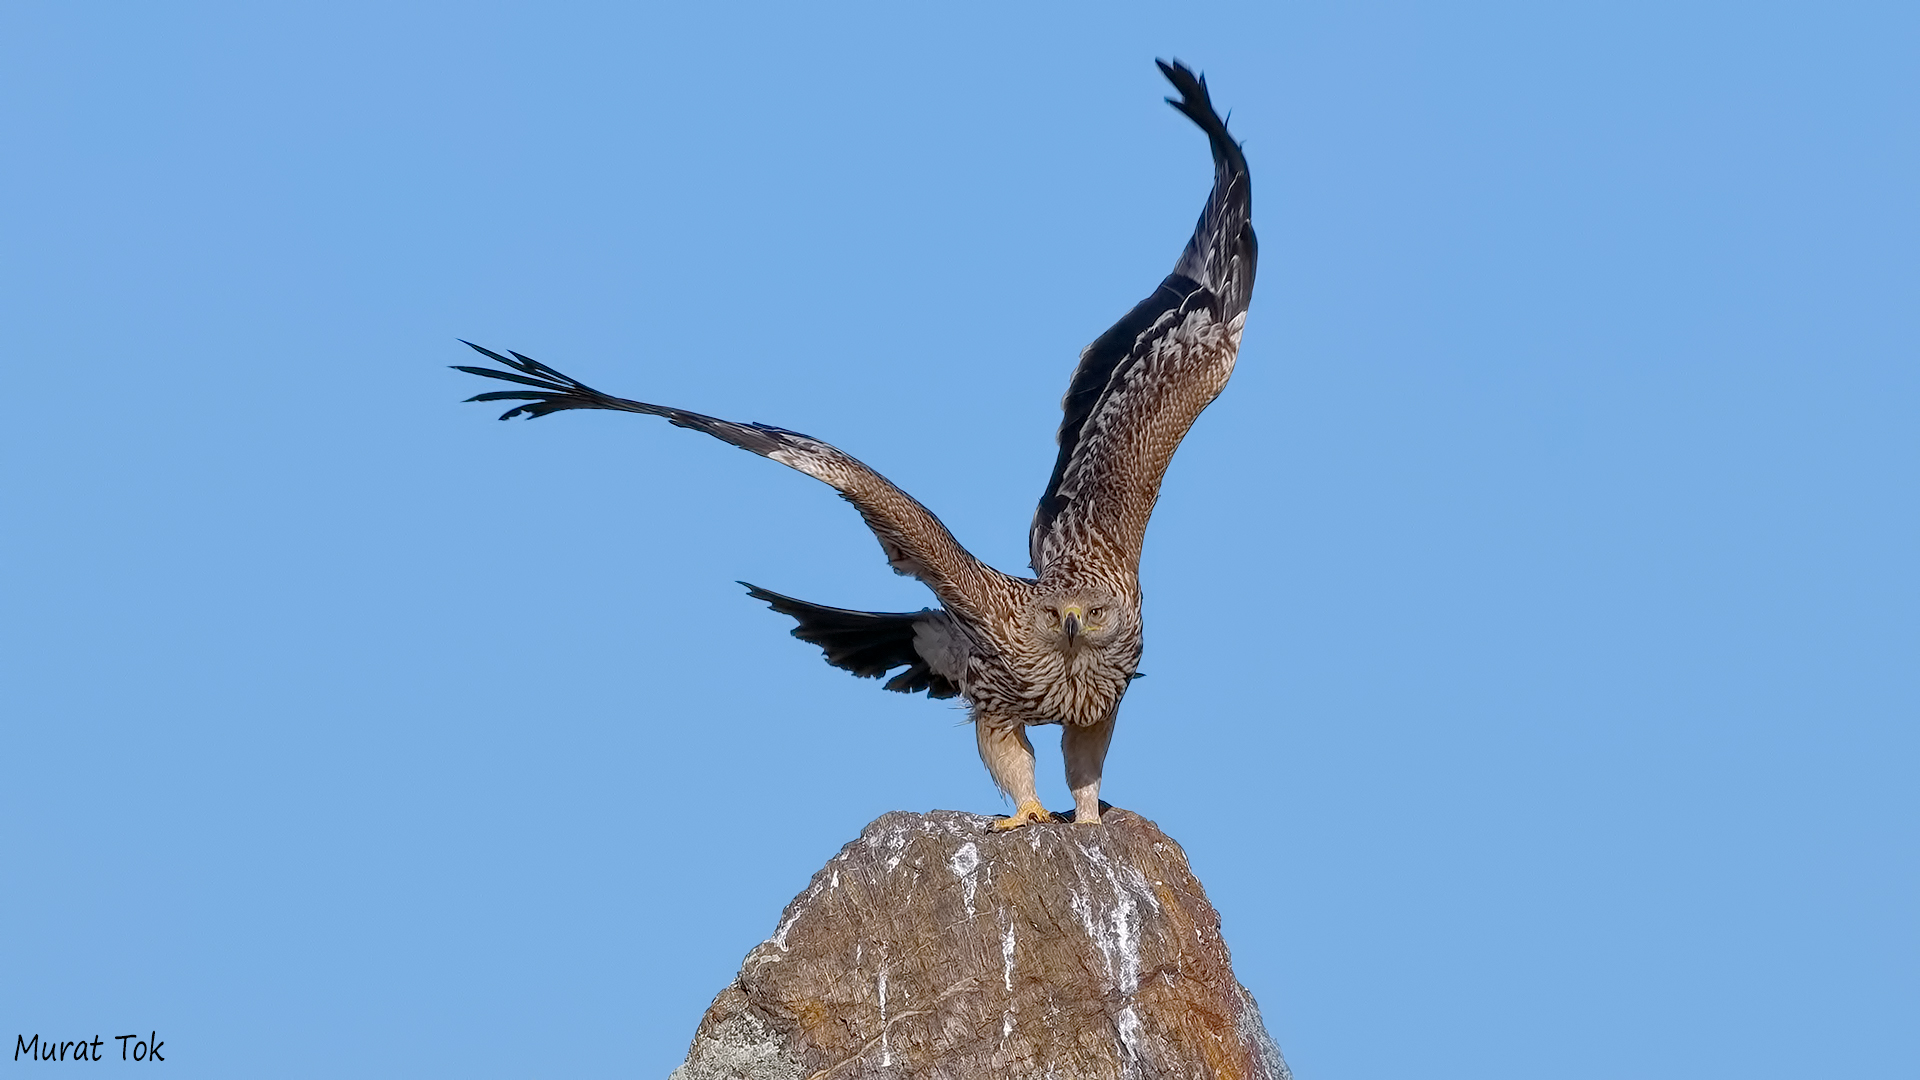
xmin=456 ymin=60 xmax=1255 ymax=829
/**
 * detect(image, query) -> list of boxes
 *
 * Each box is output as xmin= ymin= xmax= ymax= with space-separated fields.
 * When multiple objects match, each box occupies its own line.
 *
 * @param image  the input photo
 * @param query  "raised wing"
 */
xmin=455 ymin=343 xmax=1013 ymax=619
xmin=1029 ymin=60 xmax=1256 ymax=573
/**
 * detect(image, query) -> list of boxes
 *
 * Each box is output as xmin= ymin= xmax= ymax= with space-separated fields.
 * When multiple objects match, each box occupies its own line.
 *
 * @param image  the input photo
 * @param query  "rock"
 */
xmin=670 ymin=809 xmax=1289 ymax=1080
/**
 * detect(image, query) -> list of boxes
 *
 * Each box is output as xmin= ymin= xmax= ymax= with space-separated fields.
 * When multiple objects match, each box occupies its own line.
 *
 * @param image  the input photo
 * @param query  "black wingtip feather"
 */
xmin=453 ymin=342 xmax=634 ymax=419
xmin=450 ymin=364 xmax=568 ymax=390
xmin=460 ymin=339 xmax=519 ymax=367
xmin=1156 ymin=58 xmax=1236 ymax=147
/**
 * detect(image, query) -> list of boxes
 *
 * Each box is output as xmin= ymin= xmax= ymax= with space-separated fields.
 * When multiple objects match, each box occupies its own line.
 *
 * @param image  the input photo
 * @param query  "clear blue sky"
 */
xmin=3 ymin=2 xmax=1914 ymax=1077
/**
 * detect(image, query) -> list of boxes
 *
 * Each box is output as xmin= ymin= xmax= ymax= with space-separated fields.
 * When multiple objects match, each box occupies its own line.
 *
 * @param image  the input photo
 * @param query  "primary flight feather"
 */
xmin=456 ymin=60 xmax=1256 ymax=828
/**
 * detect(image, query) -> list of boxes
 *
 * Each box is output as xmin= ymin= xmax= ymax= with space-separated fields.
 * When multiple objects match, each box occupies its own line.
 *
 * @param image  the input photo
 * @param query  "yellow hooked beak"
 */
xmin=1062 ymin=605 xmax=1083 ymax=640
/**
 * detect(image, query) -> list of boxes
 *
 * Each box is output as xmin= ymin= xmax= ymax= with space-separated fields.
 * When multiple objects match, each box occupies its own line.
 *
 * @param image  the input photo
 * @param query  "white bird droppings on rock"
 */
xmin=877 ymin=966 xmax=890 ymax=1067
xmin=1002 ymin=921 xmax=1017 ymax=991
xmin=951 ymin=842 xmax=981 ymax=915
xmin=1117 ymin=1005 xmax=1144 ymax=1068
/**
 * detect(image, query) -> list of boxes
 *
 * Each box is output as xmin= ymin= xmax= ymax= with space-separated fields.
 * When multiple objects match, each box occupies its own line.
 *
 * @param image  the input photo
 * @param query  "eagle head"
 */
xmin=1034 ymin=588 xmax=1133 ymax=660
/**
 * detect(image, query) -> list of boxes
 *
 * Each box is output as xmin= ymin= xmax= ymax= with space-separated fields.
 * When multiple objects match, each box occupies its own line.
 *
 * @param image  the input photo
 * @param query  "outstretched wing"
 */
xmin=455 ymin=343 xmax=1012 ymax=618
xmin=1029 ymin=60 xmax=1257 ymax=574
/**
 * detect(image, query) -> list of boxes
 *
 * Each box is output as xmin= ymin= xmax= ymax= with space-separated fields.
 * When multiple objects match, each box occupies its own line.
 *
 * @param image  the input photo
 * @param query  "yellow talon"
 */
xmin=992 ymin=801 xmax=1053 ymax=831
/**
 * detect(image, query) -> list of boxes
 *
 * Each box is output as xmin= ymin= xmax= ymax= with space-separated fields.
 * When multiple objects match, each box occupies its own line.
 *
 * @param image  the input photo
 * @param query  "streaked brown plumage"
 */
xmin=455 ymin=60 xmax=1255 ymax=828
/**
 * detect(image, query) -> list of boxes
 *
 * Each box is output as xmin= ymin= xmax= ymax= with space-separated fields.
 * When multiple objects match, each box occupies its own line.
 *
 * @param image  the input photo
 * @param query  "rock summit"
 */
xmin=670 ymin=809 xmax=1288 ymax=1080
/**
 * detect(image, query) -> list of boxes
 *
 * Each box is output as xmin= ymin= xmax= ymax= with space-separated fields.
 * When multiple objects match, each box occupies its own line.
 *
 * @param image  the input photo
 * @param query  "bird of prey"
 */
xmin=456 ymin=60 xmax=1255 ymax=829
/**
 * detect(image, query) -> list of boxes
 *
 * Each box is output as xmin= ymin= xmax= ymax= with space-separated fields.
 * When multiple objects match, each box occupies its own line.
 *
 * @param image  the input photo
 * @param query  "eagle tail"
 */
xmin=741 ymin=583 xmax=960 ymax=699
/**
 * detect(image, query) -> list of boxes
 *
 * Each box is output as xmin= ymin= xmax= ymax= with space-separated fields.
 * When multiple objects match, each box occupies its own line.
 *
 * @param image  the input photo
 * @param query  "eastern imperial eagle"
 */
xmin=456 ymin=60 xmax=1255 ymax=829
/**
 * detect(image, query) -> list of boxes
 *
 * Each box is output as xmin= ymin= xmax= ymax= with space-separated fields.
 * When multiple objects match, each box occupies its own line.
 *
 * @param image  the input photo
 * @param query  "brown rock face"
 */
xmin=670 ymin=810 xmax=1288 ymax=1080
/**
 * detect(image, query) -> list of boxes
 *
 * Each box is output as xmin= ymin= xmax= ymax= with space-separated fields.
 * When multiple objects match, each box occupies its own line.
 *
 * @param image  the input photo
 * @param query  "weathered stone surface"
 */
xmin=670 ymin=810 xmax=1288 ymax=1080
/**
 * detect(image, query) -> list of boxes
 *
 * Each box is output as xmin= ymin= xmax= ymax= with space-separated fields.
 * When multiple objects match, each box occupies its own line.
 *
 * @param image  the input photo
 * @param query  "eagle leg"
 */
xmin=1062 ymin=716 xmax=1116 ymax=825
xmin=978 ymin=722 xmax=1053 ymax=830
